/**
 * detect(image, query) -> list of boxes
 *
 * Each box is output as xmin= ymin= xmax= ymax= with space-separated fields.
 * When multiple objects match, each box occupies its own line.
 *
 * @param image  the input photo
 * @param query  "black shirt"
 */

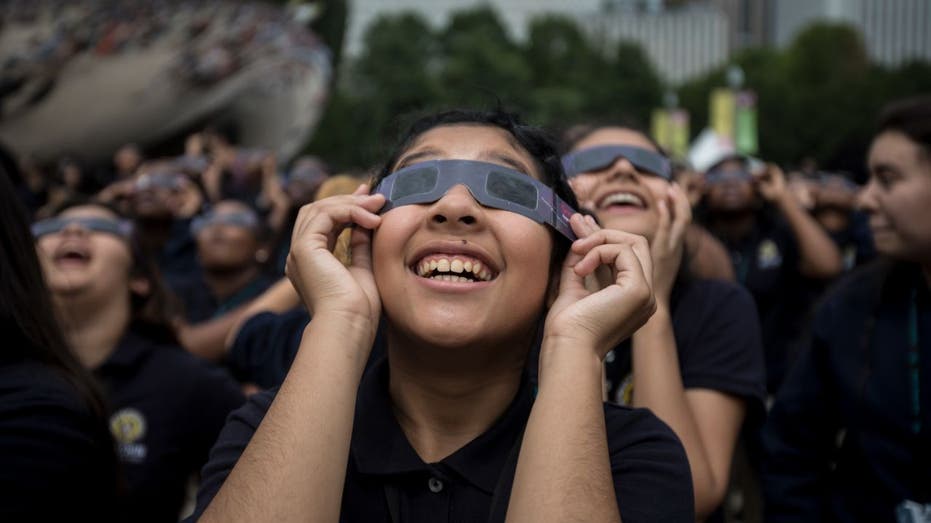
xmin=715 ymin=216 xmax=810 ymax=393
xmin=762 ymin=262 xmax=931 ymax=523
xmin=172 ymin=273 xmax=274 ymax=323
xmin=226 ymin=308 xmax=308 ymax=388
xmin=603 ymin=278 xmax=766 ymax=412
xmin=96 ymin=330 xmax=246 ymax=523
xmin=188 ymin=356 xmax=695 ymax=522
xmin=0 ymin=359 xmax=120 ymax=522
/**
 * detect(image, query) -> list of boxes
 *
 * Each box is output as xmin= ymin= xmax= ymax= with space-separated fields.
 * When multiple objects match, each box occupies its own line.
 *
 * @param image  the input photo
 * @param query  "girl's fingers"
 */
xmin=668 ymin=184 xmax=692 ymax=246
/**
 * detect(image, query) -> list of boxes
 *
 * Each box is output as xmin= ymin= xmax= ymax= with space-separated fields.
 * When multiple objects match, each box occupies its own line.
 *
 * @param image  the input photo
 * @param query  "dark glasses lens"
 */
xmin=486 ymin=170 xmax=538 ymax=210
xmin=392 ymin=166 xmax=439 ymax=200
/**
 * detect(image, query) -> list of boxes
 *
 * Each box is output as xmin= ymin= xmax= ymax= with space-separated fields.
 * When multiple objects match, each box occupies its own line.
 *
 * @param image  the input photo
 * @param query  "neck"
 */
xmin=710 ymin=210 xmax=756 ymax=242
xmin=203 ymin=265 xmax=260 ymax=301
xmin=386 ymin=327 xmax=530 ymax=463
xmin=56 ymin=291 xmax=131 ymax=369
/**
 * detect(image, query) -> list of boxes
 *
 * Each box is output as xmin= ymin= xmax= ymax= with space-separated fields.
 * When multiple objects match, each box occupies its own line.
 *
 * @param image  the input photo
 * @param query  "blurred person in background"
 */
xmin=33 ymin=199 xmax=245 ymax=523
xmin=696 ymin=151 xmax=843 ymax=394
xmin=562 ymin=124 xmax=765 ymax=521
xmin=1 ymin=164 xmax=120 ymax=522
xmin=175 ymin=200 xmax=272 ymax=323
xmin=763 ymin=95 xmax=931 ymax=523
xmin=171 ymin=199 xmax=274 ymax=362
xmin=113 ymin=142 xmax=144 ymax=181
xmin=224 ymin=174 xmax=367 ymax=388
xmin=267 ymin=156 xmax=331 ymax=275
xmin=103 ymin=163 xmax=206 ymax=289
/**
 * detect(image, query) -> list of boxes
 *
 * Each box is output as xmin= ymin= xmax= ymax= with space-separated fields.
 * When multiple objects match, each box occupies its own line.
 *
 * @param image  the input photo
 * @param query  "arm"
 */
xmin=199 ymin=187 xmax=385 ymax=523
xmin=757 ymin=165 xmax=842 ymax=278
xmin=631 ymin=186 xmax=744 ymax=519
xmin=507 ymin=215 xmax=657 ymax=522
xmin=176 ymin=278 xmax=301 ymax=362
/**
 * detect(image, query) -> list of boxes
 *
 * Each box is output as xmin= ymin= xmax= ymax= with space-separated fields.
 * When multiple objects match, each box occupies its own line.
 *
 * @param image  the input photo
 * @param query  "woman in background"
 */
xmin=0 ymin=169 xmax=120 ymax=522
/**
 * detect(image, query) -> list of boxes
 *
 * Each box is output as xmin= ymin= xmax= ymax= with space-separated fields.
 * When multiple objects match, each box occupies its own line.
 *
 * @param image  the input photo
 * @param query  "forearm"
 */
xmin=776 ymin=195 xmax=842 ymax=278
xmin=507 ymin=340 xmax=620 ymax=523
xmin=178 ymin=307 xmax=249 ymax=361
xmin=630 ymin=308 xmax=721 ymax=518
xmin=199 ymin=313 xmax=372 ymax=523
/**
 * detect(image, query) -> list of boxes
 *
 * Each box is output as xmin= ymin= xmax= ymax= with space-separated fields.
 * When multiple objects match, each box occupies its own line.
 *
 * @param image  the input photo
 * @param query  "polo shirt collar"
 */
xmin=94 ymin=330 xmax=152 ymax=373
xmin=350 ymin=355 xmax=534 ymax=495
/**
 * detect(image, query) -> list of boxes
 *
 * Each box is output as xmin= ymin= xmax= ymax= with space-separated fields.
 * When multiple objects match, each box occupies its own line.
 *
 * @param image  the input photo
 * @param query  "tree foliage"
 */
xmin=305 ymin=12 xmax=931 ymax=175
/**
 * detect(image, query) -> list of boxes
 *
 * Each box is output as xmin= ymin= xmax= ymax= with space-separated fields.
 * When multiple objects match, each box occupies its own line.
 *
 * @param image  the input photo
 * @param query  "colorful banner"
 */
xmin=652 ymin=108 xmax=690 ymax=160
xmin=710 ymin=88 xmax=736 ymax=141
xmin=735 ymin=90 xmax=758 ymax=155
xmin=668 ymin=109 xmax=690 ymax=160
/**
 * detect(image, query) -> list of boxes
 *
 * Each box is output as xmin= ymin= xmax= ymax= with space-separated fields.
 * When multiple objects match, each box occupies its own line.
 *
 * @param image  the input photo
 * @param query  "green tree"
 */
xmin=436 ymin=7 xmax=532 ymax=109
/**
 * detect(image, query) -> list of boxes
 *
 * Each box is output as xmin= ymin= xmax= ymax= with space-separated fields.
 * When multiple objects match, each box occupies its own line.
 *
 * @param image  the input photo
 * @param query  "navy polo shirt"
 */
xmin=226 ymin=309 xmax=388 ymax=390
xmin=763 ymin=262 xmax=931 ymax=523
xmin=603 ymin=278 xmax=766 ymax=415
xmin=95 ymin=330 xmax=246 ymax=523
xmin=1 ymin=359 xmax=120 ymax=522
xmin=172 ymin=273 xmax=274 ymax=323
xmin=157 ymin=217 xmax=201 ymax=291
xmin=715 ymin=217 xmax=809 ymax=393
xmin=188 ymin=356 xmax=695 ymax=522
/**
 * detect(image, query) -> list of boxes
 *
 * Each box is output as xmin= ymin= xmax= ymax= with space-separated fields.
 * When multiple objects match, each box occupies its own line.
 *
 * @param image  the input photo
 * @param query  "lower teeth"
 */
xmin=429 ymin=274 xmax=473 ymax=282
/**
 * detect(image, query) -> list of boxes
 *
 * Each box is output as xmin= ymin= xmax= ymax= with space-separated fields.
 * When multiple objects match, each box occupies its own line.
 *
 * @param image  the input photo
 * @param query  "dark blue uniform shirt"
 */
xmin=172 ymin=273 xmax=274 ymax=323
xmin=1 ymin=359 xmax=120 ymax=522
xmin=763 ymin=261 xmax=931 ymax=523
xmin=187 ymin=355 xmax=695 ymax=522
xmin=602 ymin=278 xmax=766 ymax=413
xmin=95 ymin=330 xmax=245 ymax=523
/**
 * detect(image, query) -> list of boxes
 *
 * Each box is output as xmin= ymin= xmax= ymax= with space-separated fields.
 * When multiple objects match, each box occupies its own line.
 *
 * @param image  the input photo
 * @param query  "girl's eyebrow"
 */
xmin=481 ymin=151 xmax=532 ymax=176
xmin=394 ymin=148 xmax=442 ymax=170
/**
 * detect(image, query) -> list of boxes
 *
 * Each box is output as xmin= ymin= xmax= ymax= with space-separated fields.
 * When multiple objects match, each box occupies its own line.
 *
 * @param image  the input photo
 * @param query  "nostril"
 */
xmin=433 ymin=215 xmax=447 ymax=224
xmin=460 ymin=216 xmax=476 ymax=225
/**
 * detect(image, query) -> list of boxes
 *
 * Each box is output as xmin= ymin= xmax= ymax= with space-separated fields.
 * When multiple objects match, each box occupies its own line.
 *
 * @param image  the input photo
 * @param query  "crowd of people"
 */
xmin=1 ymin=94 xmax=929 ymax=523
xmin=0 ymin=0 xmax=328 ymax=116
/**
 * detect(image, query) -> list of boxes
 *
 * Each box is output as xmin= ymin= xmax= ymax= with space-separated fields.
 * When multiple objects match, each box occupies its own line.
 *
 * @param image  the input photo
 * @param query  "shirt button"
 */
xmin=428 ymin=477 xmax=443 ymax=493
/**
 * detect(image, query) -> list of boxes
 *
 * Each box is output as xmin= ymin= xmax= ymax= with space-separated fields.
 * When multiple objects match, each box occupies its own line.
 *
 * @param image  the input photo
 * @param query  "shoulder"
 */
xmin=675 ymin=278 xmax=757 ymax=315
xmin=603 ymin=402 xmax=684 ymax=450
xmin=813 ymin=260 xmax=890 ymax=324
xmin=603 ymin=403 xmax=695 ymax=522
xmin=0 ymin=360 xmax=86 ymax=414
xmin=672 ymin=279 xmax=766 ymax=404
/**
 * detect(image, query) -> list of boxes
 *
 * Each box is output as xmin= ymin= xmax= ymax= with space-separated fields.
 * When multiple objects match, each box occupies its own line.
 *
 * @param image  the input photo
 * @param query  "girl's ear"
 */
xmin=129 ymin=277 xmax=151 ymax=298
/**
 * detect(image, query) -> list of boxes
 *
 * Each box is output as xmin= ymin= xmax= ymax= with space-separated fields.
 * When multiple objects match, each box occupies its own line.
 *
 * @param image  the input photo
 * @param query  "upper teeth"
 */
xmin=603 ymin=192 xmax=643 ymax=207
xmin=416 ymin=256 xmax=492 ymax=282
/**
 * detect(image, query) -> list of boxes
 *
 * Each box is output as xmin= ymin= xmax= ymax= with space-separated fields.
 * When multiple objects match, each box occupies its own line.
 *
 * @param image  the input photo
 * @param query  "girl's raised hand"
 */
xmin=651 ymin=183 xmax=692 ymax=305
xmin=544 ymin=214 xmax=657 ymax=360
xmin=285 ymin=184 xmax=385 ymax=339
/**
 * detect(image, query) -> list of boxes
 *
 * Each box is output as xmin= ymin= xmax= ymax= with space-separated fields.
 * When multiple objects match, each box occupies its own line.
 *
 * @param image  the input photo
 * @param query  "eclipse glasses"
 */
xmin=373 ymin=159 xmax=578 ymax=241
xmin=190 ymin=210 xmax=260 ymax=235
xmin=561 ymin=145 xmax=672 ymax=180
xmin=32 ymin=216 xmax=134 ymax=239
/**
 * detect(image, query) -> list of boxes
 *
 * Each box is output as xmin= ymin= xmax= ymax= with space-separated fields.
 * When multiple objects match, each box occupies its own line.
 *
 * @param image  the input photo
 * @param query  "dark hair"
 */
xmin=372 ymin=108 xmax=580 ymax=272
xmin=0 ymin=164 xmax=109 ymax=419
xmin=877 ymin=95 xmax=931 ymax=159
xmin=51 ymin=198 xmax=180 ymax=345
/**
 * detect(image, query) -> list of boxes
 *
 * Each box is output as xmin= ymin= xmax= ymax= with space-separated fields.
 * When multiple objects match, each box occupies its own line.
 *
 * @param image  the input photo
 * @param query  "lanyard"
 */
xmin=908 ymin=288 xmax=921 ymax=435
